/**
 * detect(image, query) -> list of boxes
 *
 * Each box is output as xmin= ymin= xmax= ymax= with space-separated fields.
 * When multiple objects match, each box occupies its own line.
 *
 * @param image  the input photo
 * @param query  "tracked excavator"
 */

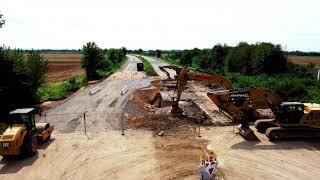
xmin=169 ymin=66 xmax=233 ymax=114
xmin=168 ymin=66 xmax=320 ymax=140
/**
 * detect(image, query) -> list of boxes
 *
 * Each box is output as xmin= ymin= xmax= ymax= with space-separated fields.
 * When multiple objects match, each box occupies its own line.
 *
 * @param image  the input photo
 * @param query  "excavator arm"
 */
xmin=171 ymin=66 xmax=233 ymax=114
xmin=176 ymin=66 xmax=232 ymax=101
xmin=207 ymin=86 xmax=282 ymax=128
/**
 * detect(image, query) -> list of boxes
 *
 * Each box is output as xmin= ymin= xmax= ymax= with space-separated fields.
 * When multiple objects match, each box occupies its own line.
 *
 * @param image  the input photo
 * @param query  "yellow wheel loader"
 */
xmin=0 ymin=108 xmax=54 ymax=157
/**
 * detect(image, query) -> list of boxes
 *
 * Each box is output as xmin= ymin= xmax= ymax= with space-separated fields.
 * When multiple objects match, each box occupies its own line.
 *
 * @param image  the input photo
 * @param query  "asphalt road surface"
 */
xmin=142 ymin=56 xmax=177 ymax=79
xmin=42 ymin=55 xmax=150 ymax=133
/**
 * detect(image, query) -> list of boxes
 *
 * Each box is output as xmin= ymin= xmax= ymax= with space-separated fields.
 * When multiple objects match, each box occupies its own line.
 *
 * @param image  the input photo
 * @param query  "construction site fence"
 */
xmin=36 ymin=111 xmax=126 ymax=134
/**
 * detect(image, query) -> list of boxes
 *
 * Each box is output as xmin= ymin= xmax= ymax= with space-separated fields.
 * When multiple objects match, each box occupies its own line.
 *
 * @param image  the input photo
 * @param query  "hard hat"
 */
xmin=209 ymin=151 xmax=215 ymax=158
xmin=200 ymin=155 xmax=206 ymax=161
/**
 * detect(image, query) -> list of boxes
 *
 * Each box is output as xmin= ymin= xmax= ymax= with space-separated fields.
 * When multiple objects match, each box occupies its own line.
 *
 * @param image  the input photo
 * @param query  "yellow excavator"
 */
xmin=0 ymin=108 xmax=54 ymax=157
xmin=169 ymin=66 xmax=232 ymax=114
xmin=166 ymin=66 xmax=320 ymax=140
xmin=208 ymin=88 xmax=320 ymax=139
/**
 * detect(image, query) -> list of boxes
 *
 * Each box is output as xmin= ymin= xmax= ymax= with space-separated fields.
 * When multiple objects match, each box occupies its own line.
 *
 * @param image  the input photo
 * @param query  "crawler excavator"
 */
xmin=169 ymin=66 xmax=233 ymax=114
xmin=168 ymin=66 xmax=320 ymax=140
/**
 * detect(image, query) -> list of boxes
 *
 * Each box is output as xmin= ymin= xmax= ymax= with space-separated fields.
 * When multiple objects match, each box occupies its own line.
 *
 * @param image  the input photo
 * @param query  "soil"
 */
xmin=288 ymin=55 xmax=320 ymax=68
xmin=43 ymin=53 xmax=84 ymax=83
xmin=47 ymin=61 xmax=84 ymax=83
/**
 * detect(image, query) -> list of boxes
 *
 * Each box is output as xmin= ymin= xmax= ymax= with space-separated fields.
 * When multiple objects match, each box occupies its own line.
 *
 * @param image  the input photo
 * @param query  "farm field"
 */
xmin=288 ymin=55 xmax=320 ymax=68
xmin=42 ymin=53 xmax=84 ymax=83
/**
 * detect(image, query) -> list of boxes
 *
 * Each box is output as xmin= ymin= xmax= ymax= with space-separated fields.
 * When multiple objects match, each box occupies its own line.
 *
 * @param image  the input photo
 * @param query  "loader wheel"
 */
xmin=22 ymin=135 xmax=37 ymax=157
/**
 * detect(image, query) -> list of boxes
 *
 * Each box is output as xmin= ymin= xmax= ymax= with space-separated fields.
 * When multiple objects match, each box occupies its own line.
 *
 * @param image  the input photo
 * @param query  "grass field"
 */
xmin=288 ymin=55 xmax=320 ymax=68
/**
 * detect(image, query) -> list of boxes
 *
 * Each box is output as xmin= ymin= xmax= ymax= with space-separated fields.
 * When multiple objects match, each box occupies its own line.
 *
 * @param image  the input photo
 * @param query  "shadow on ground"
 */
xmin=0 ymin=153 xmax=39 ymax=174
xmin=231 ymin=138 xmax=320 ymax=151
xmin=0 ymin=138 xmax=55 ymax=174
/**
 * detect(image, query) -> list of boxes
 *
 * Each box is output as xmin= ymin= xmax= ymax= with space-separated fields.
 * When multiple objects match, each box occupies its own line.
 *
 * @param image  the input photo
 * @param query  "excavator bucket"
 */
xmin=171 ymin=104 xmax=184 ymax=115
xmin=237 ymin=125 xmax=257 ymax=140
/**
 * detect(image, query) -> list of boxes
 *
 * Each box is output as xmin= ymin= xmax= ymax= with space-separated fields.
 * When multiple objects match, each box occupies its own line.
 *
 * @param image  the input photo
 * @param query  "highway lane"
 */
xmin=142 ymin=56 xmax=177 ymax=79
xmin=42 ymin=55 xmax=149 ymax=133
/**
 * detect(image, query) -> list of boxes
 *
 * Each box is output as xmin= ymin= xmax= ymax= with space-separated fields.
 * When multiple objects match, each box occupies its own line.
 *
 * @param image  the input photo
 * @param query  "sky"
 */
xmin=1 ymin=0 xmax=320 ymax=51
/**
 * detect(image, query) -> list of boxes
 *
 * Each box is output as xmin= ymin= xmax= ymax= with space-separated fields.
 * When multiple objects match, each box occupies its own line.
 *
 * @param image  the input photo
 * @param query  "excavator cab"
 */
xmin=276 ymin=102 xmax=305 ymax=124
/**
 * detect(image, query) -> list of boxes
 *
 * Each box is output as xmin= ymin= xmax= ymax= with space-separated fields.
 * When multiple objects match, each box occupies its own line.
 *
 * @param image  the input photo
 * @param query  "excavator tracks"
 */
xmin=266 ymin=126 xmax=320 ymax=140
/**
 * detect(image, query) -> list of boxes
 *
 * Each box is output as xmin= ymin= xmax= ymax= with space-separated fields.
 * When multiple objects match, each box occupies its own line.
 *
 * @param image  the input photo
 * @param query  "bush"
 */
xmin=36 ymin=76 xmax=86 ymax=102
xmin=81 ymin=42 xmax=127 ymax=80
xmin=227 ymin=73 xmax=320 ymax=103
xmin=250 ymin=42 xmax=287 ymax=74
xmin=225 ymin=42 xmax=252 ymax=73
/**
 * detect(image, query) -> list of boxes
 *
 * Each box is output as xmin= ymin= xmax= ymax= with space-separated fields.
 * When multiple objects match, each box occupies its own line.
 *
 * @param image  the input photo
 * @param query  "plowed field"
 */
xmin=288 ymin=56 xmax=320 ymax=68
xmin=42 ymin=53 xmax=84 ymax=83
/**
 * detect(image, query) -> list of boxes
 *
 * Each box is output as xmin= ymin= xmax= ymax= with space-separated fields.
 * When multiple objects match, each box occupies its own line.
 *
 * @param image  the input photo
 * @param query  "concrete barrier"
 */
xmin=89 ymin=86 xmax=101 ymax=95
xmin=121 ymin=86 xmax=129 ymax=95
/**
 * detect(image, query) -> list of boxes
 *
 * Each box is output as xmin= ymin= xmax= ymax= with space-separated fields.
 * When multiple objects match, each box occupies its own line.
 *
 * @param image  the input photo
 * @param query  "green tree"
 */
xmin=225 ymin=42 xmax=252 ymax=73
xmin=81 ymin=42 xmax=104 ymax=80
xmin=307 ymin=62 xmax=316 ymax=69
xmin=0 ymin=12 xmax=5 ymax=28
xmin=250 ymin=42 xmax=287 ymax=74
xmin=154 ymin=49 xmax=162 ymax=58
xmin=0 ymin=47 xmax=47 ymax=120
xmin=211 ymin=44 xmax=229 ymax=72
xmin=120 ymin=47 xmax=127 ymax=57
xmin=25 ymin=52 xmax=48 ymax=89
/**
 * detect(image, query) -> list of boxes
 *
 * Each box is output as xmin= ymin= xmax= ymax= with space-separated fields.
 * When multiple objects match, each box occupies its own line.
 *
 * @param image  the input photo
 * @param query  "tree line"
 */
xmin=153 ymin=42 xmax=319 ymax=103
xmin=287 ymin=51 xmax=320 ymax=56
xmin=162 ymin=42 xmax=300 ymax=75
xmin=81 ymin=42 xmax=127 ymax=80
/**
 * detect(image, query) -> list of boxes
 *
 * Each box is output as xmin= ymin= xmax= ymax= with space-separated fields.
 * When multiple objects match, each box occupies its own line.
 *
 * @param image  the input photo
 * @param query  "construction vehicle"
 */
xmin=207 ymin=87 xmax=320 ymax=140
xmin=158 ymin=65 xmax=181 ymax=79
xmin=0 ymin=108 xmax=54 ymax=157
xmin=137 ymin=62 xmax=144 ymax=71
xmin=253 ymin=102 xmax=320 ymax=140
xmin=170 ymin=66 xmax=232 ymax=114
xmin=170 ymin=66 xmax=320 ymax=140
xmin=207 ymin=86 xmax=282 ymax=137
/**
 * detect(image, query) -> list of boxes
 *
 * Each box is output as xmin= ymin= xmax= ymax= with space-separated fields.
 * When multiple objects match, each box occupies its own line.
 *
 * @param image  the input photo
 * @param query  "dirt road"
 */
xmin=0 ymin=129 xmax=204 ymax=180
xmin=202 ymin=126 xmax=320 ymax=180
xmin=1 ymin=128 xmax=319 ymax=180
xmin=42 ymin=55 xmax=150 ymax=133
